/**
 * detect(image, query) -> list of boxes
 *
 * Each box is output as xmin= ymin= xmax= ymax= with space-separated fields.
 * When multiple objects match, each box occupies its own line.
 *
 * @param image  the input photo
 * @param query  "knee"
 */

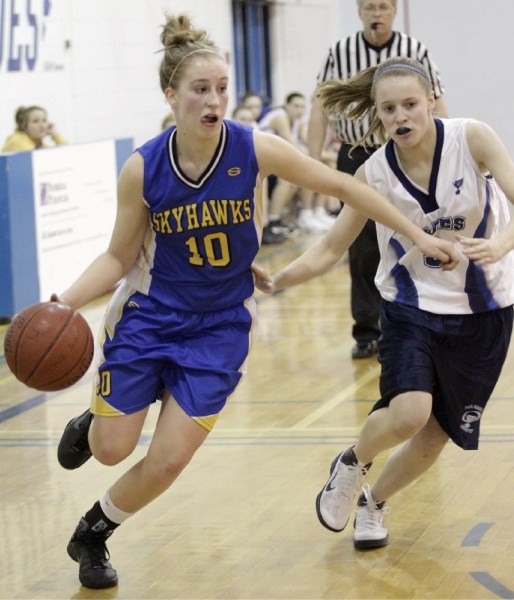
xmin=91 ymin=440 xmax=136 ymax=466
xmin=392 ymin=410 xmax=430 ymax=441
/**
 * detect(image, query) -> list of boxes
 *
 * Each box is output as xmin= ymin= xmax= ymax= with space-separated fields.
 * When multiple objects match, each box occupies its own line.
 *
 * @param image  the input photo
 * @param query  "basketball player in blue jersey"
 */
xmin=54 ymin=18 xmax=458 ymax=589
xmin=253 ymin=56 xmax=514 ymax=551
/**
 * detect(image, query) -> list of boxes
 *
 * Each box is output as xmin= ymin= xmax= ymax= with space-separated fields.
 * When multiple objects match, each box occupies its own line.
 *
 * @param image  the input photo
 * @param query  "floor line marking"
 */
xmin=290 ymin=364 xmax=381 ymax=430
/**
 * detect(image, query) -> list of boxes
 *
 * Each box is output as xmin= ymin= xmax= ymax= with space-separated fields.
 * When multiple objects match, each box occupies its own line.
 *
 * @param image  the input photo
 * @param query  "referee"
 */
xmin=307 ymin=0 xmax=447 ymax=359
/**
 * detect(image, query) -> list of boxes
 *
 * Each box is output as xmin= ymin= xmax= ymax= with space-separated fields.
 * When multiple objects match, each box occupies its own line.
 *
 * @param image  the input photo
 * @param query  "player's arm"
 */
xmin=253 ymin=202 xmax=367 ymax=293
xmin=458 ymin=120 xmax=514 ymax=265
xmin=58 ymin=153 xmax=148 ymax=310
xmin=254 ymin=131 xmax=458 ymax=268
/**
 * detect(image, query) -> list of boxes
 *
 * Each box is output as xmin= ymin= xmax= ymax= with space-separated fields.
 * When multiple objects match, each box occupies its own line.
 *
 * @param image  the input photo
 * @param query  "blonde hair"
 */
xmin=158 ymin=13 xmax=222 ymax=92
xmin=317 ymin=57 xmax=431 ymax=149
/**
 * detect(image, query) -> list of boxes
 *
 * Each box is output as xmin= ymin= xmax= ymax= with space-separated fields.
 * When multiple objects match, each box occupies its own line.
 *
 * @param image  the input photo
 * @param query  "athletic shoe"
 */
xmin=316 ymin=447 xmax=372 ymax=532
xmin=351 ymin=340 xmax=379 ymax=359
xmin=313 ymin=210 xmax=337 ymax=227
xmin=353 ymin=483 xmax=391 ymax=549
xmin=262 ymin=224 xmax=285 ymax=244
xmin=296 ymin=212 xmax=331 ymax=231
xmin=67 ymin=518 xmax=118 ymax=589
xmin=269 ymin=218 xmax=296 ymax=236
xmin=57 ymin=409 xmax=93 ymax=469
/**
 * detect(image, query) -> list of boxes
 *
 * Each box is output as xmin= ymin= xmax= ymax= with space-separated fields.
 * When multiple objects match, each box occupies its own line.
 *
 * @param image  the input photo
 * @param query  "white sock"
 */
xmin=99 ymin=489 xmax=134 ymax=524
xmin=314 ymin=206 xmax=327 ymax=216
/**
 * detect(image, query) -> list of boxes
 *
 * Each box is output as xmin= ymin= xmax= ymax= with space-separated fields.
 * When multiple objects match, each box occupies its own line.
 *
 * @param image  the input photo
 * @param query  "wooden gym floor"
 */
xmin=1 ymin=231 xmax=513 ymax=600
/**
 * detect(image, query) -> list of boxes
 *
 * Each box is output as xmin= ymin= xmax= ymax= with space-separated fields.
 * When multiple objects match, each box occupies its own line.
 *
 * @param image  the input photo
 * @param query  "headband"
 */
xmin=373 ymin=63 xmax=430 ymax=84
xmin=167 ymin=48 xmax=219 ymax=88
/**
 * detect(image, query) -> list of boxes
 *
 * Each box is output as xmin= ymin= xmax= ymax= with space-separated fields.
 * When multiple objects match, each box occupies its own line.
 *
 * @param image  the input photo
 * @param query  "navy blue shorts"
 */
xmin=90 ymin=281 xmax=257 ymax=431
xmin=373 ymin=301 xmax=513 ymax=450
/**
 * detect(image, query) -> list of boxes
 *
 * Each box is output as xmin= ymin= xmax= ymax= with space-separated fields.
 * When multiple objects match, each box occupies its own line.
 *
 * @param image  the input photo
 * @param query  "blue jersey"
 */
xmin=126 ymin=120 xmax=265 ymax=312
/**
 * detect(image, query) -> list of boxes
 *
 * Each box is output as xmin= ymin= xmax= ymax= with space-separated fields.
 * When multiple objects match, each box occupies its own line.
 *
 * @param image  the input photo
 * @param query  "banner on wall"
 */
xmin=0 ymin=0 xmax=65 ymax=73
xmin=31 ymin=142 xmax=118 ymax=301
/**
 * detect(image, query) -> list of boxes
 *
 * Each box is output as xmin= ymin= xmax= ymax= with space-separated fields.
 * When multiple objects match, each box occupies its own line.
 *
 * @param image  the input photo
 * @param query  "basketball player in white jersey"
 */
xmin=253 ymin=56 xmax=514 ymax=550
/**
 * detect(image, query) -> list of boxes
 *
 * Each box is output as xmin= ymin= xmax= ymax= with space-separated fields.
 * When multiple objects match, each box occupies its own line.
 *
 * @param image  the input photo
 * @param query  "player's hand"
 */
xmin=457 ymin=235 xmax=507 ymax=265
xmin=416 ymin=234 xmax=459 ymax=271
xmin=251 ymin=263 xmax=275 ymax=294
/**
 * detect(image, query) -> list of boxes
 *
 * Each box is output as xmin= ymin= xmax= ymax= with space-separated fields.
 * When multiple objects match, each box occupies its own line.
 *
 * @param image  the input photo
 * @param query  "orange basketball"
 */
xmin=3 ymin=301 xmax=94 ymax=392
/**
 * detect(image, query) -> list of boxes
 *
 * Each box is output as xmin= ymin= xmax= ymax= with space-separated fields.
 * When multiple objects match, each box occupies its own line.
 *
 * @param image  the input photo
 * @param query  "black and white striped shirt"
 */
xmin=317 ymin=31 xmax=445 ymax=146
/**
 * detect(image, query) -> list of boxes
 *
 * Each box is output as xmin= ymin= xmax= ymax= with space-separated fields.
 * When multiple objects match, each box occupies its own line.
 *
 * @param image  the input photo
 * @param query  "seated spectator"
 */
xmin=240 ymin=91 xmax=266 ymax=123
xmin=231 ymin=104 xmax=283 ymax=245
xmin=2 ymin=106 xmax=67 ymax=152
xmin=231 ymin=105 xmax=257 ymax=127
xmin=258 ymin=92 xmax=308 ymax=236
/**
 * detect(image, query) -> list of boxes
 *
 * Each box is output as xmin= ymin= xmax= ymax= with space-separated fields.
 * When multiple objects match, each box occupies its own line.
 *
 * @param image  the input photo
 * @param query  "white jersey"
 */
xmin=258 ymin=107 xmax=305 ymax=147
xmin=366 ymin=118 xmax=514 ymax=314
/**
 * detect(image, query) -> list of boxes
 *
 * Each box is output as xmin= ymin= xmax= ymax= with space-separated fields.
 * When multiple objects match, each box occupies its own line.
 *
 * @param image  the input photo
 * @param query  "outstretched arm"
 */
xmin=255 ymin=131 xmax=459 ymax=268
xmin=253 ymin=204 xmax=366 ymax=294
xmin=458 ymin=120 xmax=514 ymax=265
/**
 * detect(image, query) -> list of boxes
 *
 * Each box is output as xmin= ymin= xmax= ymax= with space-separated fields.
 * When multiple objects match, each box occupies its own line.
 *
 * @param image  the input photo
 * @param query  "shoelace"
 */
xmin=334 ymin=462 xmax=363 ymax=501
xmin=79 ymin=534 xmax=111 ymax=569
xmin=358 ymin=484 xmax=391 ymax=527
xmin=357 ymin=503 xmax=391 ymax=528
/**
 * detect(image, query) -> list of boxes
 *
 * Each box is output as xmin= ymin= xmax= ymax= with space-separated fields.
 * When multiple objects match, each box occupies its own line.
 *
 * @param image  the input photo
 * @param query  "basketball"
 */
xmin=3 ymin=301 xmax=94 ymax=392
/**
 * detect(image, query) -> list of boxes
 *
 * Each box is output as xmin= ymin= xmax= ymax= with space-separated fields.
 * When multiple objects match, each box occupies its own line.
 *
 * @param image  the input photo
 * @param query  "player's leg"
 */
xmin=316 ymin=391 xmax=432 ymax=533
xmin=267 ymin=178 xmax=298 ymax=232
xmin=348 ymin=219 xmax=381 ymax=358
xmin=67 ymin=396 xmax=209 ymax=589
xmin=353 ymin=413 xmax=448 ymax=549
xmin=316 ymin=303 xmax=435 ymax=534
xmin=108 ymin=396 xmax=209 ymax=512
xmin=369 ymin=412 xmax=449 ymax=502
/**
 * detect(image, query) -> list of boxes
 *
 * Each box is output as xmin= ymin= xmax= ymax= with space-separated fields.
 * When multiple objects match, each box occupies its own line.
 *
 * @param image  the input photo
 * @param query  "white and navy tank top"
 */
xmin=365 ymin=118 xmax=514 ymax=314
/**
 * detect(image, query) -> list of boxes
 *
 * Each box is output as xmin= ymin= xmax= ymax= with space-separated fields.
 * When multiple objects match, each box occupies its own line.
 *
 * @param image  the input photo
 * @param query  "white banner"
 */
xmin=32 ymin=141 xmax=117 ymax=300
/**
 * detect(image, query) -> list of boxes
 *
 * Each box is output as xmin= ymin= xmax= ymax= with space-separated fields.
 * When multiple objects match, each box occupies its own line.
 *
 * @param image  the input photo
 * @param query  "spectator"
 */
xmin=258 ymin=92 xmax=309 ymax=236
xmin=2 ymin=106 xmax=67 ymax=152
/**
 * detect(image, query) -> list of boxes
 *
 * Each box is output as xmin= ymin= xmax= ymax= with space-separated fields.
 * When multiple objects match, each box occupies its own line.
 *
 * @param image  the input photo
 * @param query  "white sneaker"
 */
xmin=353 ymin=483 xmax=390 ymax=549
xmin=316 ymin=447 xmax=372 ymax=532
xmin=313 ymin=210 xmax=337 ymax=227
xmin=296 ymin=212 xmax=330 ymax=231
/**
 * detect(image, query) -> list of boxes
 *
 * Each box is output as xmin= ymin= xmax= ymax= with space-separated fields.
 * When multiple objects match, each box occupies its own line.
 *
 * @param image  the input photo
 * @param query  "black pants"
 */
xmin=337 ymin=144 xmax=381 ymax=346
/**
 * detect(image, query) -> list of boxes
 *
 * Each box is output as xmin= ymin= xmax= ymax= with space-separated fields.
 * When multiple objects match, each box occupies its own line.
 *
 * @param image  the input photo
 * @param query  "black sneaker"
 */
xmin=57 ymin=409 xmax=93 ymax=469
xmin=67 ymin=518 xmax=118 ymax=589
xmin=262 ymin=224 xmax=285 ymax=245
xmin=351 ymin=340 xmax=379 ymax=359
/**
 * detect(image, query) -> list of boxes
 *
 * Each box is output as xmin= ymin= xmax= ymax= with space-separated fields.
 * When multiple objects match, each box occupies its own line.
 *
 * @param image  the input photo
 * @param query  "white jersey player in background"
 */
xmin=252 ymin=56 xmax=514 ymax=550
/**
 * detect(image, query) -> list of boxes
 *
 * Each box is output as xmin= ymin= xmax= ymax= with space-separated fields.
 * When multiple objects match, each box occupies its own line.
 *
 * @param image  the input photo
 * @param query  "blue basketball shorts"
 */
xmin=373 ymin=301 xmax=513 ymax=450
xmin=90 ymin=281 xmax=257 ymax=431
